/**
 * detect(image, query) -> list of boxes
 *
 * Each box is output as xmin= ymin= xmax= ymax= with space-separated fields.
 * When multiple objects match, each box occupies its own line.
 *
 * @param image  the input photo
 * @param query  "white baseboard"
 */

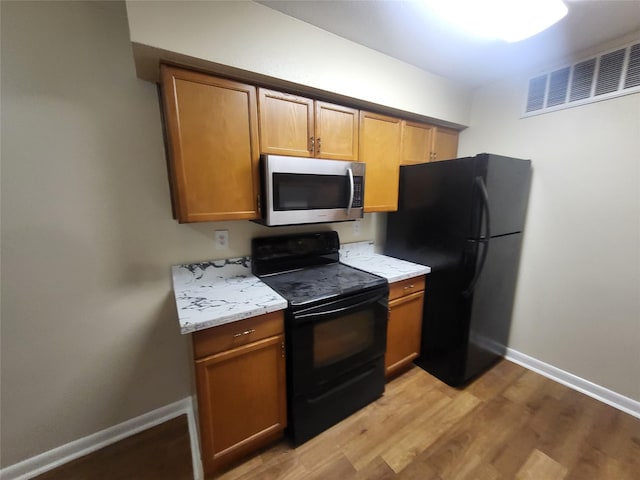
xmin=0 ymin=397 xmax=203 ymax=480
xmin=506 ymin=348 xmax=640 ymax=419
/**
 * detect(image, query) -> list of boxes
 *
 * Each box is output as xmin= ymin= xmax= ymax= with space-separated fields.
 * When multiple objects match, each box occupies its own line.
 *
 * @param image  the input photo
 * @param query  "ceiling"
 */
xmin=257 ymin=0 xmax=640 ymax=88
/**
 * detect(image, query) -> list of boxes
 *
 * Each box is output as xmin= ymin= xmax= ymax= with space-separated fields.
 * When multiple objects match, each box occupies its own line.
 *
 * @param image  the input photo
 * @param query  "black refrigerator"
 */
xmin=384 ymin=153 xmax=532 ymax=386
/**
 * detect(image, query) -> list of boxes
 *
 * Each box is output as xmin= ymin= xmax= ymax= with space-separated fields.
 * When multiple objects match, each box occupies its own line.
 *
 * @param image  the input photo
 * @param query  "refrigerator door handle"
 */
xmin=463 ymin=177 xmax=491 ymax=297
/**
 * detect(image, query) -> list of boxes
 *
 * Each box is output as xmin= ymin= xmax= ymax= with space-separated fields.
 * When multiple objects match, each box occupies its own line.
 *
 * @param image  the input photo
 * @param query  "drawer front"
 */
xmin=388 ymin=275 xmax=426 ymax=301
xmin=193 ymin=310 xmax=284 ymax=359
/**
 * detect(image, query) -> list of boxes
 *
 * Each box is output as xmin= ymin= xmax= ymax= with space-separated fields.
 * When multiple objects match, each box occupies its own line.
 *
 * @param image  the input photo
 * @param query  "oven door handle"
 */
xmin=346 ymin=167 xmax=355 ymax=215
xmin=295 ymin=294 xmax=382 ymax=322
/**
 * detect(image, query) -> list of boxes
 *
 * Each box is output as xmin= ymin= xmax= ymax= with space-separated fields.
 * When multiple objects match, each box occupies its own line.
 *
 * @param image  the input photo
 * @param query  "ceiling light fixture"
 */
xmin=422 ymin=0 xmax=568 ymax=43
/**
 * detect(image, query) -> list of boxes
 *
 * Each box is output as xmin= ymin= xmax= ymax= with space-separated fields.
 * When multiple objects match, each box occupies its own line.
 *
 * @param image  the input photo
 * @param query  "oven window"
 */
xmin=273 ymin=173 xmax=349 ymax=210
xmin=314 ymin=309 xmax=375 ymax=368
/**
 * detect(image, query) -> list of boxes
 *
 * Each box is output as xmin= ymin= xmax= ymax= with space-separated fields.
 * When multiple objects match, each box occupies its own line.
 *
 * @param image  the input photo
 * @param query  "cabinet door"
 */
xmin=401 ymin=121 xmax=434 ymax=165
xmin=161 ymin=66 xmax=260 ymax=223
xmin=359 ymin=111 xmax=402 ymax=212
xmin=315 ymin=101 xmax=359 ymax=160
xmin=433 ymin=127 xmax=459 ymax=161
xmin=195 ymin=334 xmax=287 ymax=474
xmin=258 ymin=89 xmax=314 ymax=157
xmin=385 ymin=291 xmax=424 ymax=378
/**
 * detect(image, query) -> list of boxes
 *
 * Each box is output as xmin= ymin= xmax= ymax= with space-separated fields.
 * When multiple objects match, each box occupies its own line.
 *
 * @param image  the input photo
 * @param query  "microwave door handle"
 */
xmin=346 ymin=167 xmax=355 ymax=215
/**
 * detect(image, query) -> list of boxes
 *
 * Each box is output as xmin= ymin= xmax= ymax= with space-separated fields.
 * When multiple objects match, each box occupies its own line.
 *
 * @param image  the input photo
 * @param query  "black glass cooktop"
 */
xmin=258 ymin=262 xmax=387 ymax=308
xmin=252 ymin=231 xmax=387 ymax=309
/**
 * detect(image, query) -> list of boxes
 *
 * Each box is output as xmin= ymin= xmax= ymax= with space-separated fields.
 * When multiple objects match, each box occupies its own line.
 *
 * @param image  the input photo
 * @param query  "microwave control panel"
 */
xmin=352 ymin=176 xmax=364 ymax=208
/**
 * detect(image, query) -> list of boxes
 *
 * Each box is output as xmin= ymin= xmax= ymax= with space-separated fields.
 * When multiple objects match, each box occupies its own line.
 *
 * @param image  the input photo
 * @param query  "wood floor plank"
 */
xmin=503 ymin=368 xmax=567 ymax=405
xmin=464 ymin=358 xmax=524 ymax=401
xmin=404 ymin=394 xmax=529 ymax=479
xmin=536 ymin=389 xmax=600 ymax=469
xmin=515 ymin=449 xmax=568 ymax=479
xmin=341 ymin=372 xmax=452 ymax=471
xmin=460 ymin=461 xmax=503 ymax=480
xmin=349 ymin=456 xmax=397 ymax=480
xmin=491 ymin=426 xmax=541 ymax=478
xmin=343 ymin=388 xmax=452 ymax=470
xmin=380 ymin=391 xmax=481 ymax=473
xmin=302 ymin=452 xmax=356 ymax=480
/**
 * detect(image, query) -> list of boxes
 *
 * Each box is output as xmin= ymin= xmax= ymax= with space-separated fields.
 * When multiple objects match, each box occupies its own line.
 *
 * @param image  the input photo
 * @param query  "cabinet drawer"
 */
xmin=192 ymin=310 xmax=284 ymax=359
xmin=389 ymin=275 xmax=425 ymax=301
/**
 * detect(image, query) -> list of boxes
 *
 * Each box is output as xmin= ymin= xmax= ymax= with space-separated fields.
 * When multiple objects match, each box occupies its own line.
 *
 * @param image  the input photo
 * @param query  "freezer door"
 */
xmin=474 ymin=154 xmax=532 ymax=237
xmin=385 ymin=158 xmax=476 ymax=272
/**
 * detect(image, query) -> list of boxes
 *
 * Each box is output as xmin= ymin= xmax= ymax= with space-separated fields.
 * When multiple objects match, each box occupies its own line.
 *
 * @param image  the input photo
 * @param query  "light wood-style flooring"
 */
xmin=35 ymin=360 xmax=640 ymax=479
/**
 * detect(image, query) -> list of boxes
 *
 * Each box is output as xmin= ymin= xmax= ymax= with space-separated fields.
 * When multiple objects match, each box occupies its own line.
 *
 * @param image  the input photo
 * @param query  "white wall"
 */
xmin=459 ymin=72 xmax=640 ymax=400
xmin=125 ymin=0 xmax=471 ymax=127
xmin=0 ymin=0 xmax=380 ymax=468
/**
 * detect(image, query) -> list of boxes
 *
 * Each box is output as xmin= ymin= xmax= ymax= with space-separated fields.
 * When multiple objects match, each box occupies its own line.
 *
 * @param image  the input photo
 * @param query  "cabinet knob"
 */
xmin=403 ymin=284 xmax=415 ymax=290
xmin=316 ymin=137 xmax=321 ymax=155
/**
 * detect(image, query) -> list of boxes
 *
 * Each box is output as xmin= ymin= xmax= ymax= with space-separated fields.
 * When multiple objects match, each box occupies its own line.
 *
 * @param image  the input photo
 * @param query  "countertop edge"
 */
xmin=180 ymin=301 xmax=287 ymax=335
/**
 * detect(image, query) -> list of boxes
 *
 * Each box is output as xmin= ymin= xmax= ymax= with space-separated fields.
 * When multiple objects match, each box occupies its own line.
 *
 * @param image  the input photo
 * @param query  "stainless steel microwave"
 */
xmin=256 ymin=155 xmax=365 ymax=226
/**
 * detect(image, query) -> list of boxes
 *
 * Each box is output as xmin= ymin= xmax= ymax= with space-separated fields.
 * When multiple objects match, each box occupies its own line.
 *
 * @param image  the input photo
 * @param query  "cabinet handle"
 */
xmin=316 ymin=137 xmax=321 ymax=155
xmin=403 ymin=284 xmax=415 ymax=290
xmin=233 ymin=329 xmax=256 ymax=338
xmin=309 ymin=136 xmax=315 ymax=153
xmin=256 ymin=194 xmax=261 ymax=215
xmin=281 ymin=342 xmax=285 ymax=358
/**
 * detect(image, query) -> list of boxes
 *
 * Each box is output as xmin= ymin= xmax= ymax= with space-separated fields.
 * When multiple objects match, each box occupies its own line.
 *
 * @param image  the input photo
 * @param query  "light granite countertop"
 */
xmin=340 ymin=241 xmax=431 ymax=283
xmin=172 ymin=242 xmax=429 ymax=334
xmin=171 ymin=257 xmax=287 ymax=334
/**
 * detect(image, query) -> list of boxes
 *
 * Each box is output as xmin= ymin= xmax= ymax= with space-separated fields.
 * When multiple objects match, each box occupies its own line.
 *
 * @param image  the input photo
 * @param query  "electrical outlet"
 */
xmin=215 ymin=230 xmax=229 ymax=249
xmin=352 ymin=220 xmax=361 ymax=235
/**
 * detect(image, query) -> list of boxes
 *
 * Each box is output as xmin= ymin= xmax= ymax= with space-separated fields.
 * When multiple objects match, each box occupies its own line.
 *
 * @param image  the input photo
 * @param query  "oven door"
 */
xmin=286 ymin=285 xmax=388 ymax=396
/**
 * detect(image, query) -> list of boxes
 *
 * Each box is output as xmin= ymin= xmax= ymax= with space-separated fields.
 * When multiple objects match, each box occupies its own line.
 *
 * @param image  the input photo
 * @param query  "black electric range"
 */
xmin=252 ymin=231 xmax=389 ymax=445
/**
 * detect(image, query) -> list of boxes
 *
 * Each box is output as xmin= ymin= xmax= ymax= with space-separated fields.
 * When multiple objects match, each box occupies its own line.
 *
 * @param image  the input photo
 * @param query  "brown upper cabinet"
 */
xmin=433 ymin=126 xmax=459 ymax=161
xmin=401 ymin=121 xmax=435 ymax=165
xmin=359 ymin=111 xmax=402 ymax=212
xmin=161 ymin=66 xmax=261 ymax=223
xmin=258 ymin=88 xmax=359 ymax=161
xmin=401 ymin=121 xmax=459 ymax=165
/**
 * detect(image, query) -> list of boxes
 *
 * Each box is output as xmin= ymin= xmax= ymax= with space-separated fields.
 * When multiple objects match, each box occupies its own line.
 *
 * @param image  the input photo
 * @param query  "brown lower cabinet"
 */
xmin=192 ymin=311 xmax=287 ymax=476
xmin=385 ymin=276 xmax=426 ymax=378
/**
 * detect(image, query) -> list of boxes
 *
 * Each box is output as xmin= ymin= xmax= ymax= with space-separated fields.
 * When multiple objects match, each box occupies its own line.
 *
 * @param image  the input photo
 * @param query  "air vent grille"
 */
xmin=524 ymin=41 xmax=640 ymax=116
xmin=595 ymin=49 xmax=625 ymax=95
xmin=547 ymin=67 xmax=570 ymax=107
xmin=569 ymin=58 xmax=596 ymax=102
xmin=526 ymin=75 xmax=547 ymax=112
xmin=625 ymin=43 xmax=640 ymax=89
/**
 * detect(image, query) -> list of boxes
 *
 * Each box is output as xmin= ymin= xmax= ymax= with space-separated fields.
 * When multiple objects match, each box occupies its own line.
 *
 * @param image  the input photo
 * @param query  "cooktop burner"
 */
xmin=258 ymin=262 xmax=386 ymax=308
